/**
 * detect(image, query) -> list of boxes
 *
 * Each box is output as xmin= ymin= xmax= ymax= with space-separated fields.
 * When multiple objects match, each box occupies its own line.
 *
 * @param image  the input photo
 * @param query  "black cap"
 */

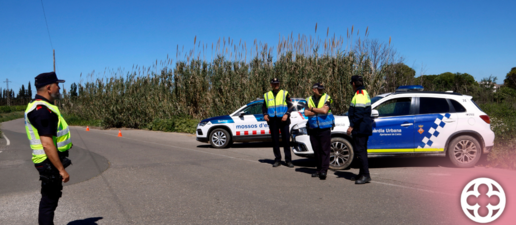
xmin=35 ymin=72 xmax=65 ymax=89
xmin=350 ymin=75 xmax=363 ymax=85
xmin=270 ymin=78 xmax=280 ymax=84
xmin=312 ymin=83 xmax=325 ymax=89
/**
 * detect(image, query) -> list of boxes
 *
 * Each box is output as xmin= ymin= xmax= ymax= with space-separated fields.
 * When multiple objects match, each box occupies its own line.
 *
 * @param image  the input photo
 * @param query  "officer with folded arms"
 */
xmin=25 ymin=72 xmax=73 ymax=225
xmin=304 ymin=83 xmax=334 ymax=180
xmin=263 ymin=78 xmax=295 ymax=168
xmin=347 ymin=75 xmax=373 ymax=184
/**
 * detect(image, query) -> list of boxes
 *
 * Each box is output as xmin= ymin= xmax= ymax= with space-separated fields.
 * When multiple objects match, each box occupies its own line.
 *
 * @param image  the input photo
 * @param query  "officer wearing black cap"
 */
xmin=25 ymin=72 xmax=73 ymax=225
xmin=347 ymin=75 xmax=373 ymax=184
xmin=304 ymin=83 xmax=334 ymax=180
xmin=262 ymin=78 xmax=294 ymax=167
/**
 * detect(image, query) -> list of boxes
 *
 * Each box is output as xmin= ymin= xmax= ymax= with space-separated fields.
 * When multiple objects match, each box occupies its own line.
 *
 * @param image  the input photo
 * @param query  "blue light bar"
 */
xmin=396 ymin=85 xmax=424 ymax=92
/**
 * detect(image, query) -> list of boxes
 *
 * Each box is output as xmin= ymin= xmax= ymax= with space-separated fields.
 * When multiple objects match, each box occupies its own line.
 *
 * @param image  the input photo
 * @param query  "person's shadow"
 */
xmin=67 ymin=217 xmax=103 ymax=225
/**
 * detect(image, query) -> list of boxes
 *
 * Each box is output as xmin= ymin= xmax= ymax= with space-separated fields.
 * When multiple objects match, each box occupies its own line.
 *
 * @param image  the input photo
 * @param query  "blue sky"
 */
xmin=1 ymin=0 xmax=514 ymax=93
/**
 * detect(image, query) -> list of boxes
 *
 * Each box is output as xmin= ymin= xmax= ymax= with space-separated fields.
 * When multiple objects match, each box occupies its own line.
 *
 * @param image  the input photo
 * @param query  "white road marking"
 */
xmin=101 ymin=129 xmax=451 ymax=195
xmin=2 ymin=133 xmax=10 ymax=146
xmin=371 ymin=180 xmax=453 ymax=196
xmin=428 ymin=173 xmax=451 ymax=176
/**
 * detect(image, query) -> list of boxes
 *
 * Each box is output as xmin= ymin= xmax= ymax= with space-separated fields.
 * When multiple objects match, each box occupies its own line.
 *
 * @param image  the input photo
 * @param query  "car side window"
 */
xmin=419 ymin=98 xmax=450 ymax=114
xmin=242 ymin=103 xmax=263 ymax=115
xmin=375 ymin=98 xmax=411 ymax=117
xmin=450 ymin=99 xmax=466 ymax=112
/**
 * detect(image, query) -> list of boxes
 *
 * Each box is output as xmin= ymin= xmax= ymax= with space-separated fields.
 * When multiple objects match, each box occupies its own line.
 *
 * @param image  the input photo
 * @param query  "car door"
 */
xmin=368 ymin=97 xmax=416 ymax=153
xmin=231 ymin=102 xmax=270 ymax=138
xmin=414 ymin=97 xmax=458 ymax=153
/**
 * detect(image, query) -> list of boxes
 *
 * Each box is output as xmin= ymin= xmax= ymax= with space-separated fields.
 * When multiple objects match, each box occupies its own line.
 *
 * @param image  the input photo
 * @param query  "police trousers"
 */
xmin=34 ymin=158 xmax=70 ymax=225
xmin=309 ymin=128 xmax=331 ymax=173
xmin=268 ymin=117 xmax=292 ymax=162
xmin=352 ymin=135 xmax=370 ymax=176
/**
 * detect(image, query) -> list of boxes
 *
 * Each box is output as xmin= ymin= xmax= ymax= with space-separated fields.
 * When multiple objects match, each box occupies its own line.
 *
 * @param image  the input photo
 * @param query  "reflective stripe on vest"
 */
xmin=264 ymin=90 xmax=288 ymax=117
xmin=350 ymin=89 xmax=371 ymax=108
xmin=306 ymin=94 xmax=335 ymax=129
xmin=25 ymin=100 xmax=72 ymax=164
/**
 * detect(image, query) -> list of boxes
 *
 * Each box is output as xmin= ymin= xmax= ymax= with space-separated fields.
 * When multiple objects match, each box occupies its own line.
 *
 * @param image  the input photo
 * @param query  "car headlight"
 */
xmin=298 ymin=127 xmax=308 ymax=135
xmin=198 ymin=121 xmax=211 ymax=127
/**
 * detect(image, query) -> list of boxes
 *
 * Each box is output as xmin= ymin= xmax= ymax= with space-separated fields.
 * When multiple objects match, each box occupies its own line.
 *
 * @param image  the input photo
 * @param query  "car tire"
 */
xmin=209 ymin=128 xmax=232 ymax=148
xmin=329 ymin=137 xmax=354 ymax=170
xmin=447 ymin=135 xmax=481 ymax=168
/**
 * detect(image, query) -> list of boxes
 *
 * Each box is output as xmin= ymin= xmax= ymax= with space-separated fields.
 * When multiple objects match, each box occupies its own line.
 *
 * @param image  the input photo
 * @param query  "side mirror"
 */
xmin=238 ymin=112 xmax=246 ymax=117
xmin=371 ymin=109 xmax=379 ymax=118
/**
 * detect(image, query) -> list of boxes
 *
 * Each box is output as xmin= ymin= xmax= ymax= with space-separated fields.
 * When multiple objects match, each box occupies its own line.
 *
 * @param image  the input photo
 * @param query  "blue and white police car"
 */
xmin=196 ymin=98 xmax=308 ymax=148
xmin=291 ymin=85 xmax=495 ymax=169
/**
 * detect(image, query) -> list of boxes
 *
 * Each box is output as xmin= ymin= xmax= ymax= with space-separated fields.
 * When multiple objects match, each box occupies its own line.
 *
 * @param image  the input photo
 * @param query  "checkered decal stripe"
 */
xmin=418 ymin=113 xmax=451 ymax=149
xmin=236 ymin=130 xmax=273 ymax=136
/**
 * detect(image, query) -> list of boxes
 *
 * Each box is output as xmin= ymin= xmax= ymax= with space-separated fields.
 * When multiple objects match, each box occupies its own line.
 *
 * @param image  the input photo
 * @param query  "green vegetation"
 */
xmin=146 ymin=116 xmax=200 ymax=134
xmin=0 ymin=105 xmax=26 ymax=113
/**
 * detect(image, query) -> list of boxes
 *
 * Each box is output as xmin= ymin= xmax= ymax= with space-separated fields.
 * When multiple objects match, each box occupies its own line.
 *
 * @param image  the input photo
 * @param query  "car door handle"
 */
xmin=443 ymin=119 xmax=455 ymax=123
xmin=401 ymin=123 xmax=413 ymax=127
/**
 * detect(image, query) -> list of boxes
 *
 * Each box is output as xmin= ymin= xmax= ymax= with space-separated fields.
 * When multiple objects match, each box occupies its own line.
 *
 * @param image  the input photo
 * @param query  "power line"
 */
xmin=40 ymin=0 xmax=54 ymax=50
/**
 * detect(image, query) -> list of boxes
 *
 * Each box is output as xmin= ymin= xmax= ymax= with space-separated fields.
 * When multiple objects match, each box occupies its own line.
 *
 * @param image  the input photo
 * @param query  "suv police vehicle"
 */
xmin=196 ymin=98 xmax=307 ymax=148
xmin=291 ymin=85 xmax=495 ymax=169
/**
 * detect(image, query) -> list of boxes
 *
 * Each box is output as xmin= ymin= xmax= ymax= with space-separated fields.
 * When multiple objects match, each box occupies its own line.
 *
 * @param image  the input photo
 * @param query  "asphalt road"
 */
xmin=1 ymin=118 xmax=515 ymax=225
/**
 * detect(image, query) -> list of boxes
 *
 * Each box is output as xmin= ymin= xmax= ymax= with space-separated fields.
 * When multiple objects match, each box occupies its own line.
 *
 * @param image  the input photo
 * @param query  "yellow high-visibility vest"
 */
xmin=25 ymin=100 xmax=72 ymax=164
xmin=264 ymin=90 xmax=288 ymax=117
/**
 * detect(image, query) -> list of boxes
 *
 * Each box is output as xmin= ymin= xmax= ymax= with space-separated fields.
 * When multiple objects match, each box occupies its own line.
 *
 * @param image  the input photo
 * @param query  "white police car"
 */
xmin=196 ymin=98 xmax=308 ymax=148
xmin=291 ymin=85 xmax=495 ymax=169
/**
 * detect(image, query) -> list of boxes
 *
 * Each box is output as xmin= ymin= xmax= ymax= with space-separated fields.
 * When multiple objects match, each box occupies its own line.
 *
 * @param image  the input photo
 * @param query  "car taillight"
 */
xmin=480 ymin=115 xmax=490 ymax=124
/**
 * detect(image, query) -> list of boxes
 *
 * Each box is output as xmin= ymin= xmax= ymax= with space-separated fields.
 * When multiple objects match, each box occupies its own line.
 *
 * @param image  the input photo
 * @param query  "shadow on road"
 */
xmin=365 ymin=157 xmax=454 ymax=168
xmin=197 ymin=142 xmax=296 ymax=149
xmin=333 ymin=171 xmax=357 ymax=181
xmin=67 ymin=217 xmax=103 ymax=225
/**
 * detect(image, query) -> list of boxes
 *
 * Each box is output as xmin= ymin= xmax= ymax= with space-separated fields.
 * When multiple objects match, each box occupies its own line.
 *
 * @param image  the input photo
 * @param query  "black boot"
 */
xmin=355 ymin=175 xmax=371 ymax=184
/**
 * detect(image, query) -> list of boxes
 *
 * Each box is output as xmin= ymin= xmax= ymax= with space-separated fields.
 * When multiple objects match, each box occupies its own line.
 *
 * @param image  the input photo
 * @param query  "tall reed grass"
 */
xmin=60 ymin=26 xmax=401 ymax=129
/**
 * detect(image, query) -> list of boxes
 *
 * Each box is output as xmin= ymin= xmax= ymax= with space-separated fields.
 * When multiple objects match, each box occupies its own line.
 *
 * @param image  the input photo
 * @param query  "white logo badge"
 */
xmin=460 ymin=178 xmax=506 ymax=223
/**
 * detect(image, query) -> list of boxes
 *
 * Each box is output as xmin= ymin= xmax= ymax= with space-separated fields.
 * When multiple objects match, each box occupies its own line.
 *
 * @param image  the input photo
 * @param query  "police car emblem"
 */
xmin=418 ymin=125 xmax=424 ymax=134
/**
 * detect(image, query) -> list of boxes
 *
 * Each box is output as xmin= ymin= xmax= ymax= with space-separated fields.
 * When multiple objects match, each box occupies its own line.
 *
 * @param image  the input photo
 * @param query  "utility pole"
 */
xmin=3 ymin=78 xmax=11 ymax=106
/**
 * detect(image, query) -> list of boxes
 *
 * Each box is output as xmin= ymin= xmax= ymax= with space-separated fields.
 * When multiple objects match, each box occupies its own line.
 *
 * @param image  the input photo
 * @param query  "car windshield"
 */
xmin=371 ymin=96 xmax=383 ymax=105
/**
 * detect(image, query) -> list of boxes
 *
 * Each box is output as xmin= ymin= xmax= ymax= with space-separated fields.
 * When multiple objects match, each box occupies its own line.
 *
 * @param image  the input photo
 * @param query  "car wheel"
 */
xmin=329 ymin=137 xmax=354 ymax=170
xmin=209 ymin=128 xmax=232 ymax=148
xmin=447 ymin=135 xmax=481 ymax=168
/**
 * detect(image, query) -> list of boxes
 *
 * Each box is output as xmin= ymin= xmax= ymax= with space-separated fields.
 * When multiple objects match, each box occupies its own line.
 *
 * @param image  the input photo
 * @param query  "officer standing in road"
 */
xmin=25 ymin=72 xmax=73 ymax=225
xmin=347 ymin=75 xmax=373 ymax=184
xmin=304 ymin=83 xmax=334 ymax=180
xmin=263 ymin=78 xmax=295 ymax=168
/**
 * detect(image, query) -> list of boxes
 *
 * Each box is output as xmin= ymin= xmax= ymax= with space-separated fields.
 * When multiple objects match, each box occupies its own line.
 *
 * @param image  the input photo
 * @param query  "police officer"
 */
xmin=263 ymin=78 xmax=294 ymax=168
xmin=304 ymin=83 xmax=334 ymax=180
xmin=347 ymin=75 xmax=373 ymax=184
xmin=25 ymin=72 xmax=73 ymax=225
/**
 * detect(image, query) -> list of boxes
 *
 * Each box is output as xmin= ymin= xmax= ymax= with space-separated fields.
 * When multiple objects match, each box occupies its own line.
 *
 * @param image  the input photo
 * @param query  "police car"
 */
xmin=196 ymin=98 xmax=308 ymax=148
xmin=291 ymin=85 xmax=495 ymax=169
